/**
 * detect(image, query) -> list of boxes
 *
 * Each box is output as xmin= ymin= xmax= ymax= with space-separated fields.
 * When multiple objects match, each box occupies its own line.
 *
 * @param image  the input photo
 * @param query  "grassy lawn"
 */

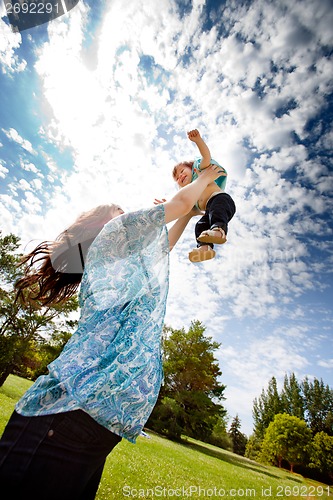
xmin=1 ymin=375 xmax=332 ymax=499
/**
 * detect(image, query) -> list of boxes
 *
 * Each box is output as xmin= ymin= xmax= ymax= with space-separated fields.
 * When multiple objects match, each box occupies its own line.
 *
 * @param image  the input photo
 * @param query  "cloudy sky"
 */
xmin=0 ymin=0 xmax=332 ymax=435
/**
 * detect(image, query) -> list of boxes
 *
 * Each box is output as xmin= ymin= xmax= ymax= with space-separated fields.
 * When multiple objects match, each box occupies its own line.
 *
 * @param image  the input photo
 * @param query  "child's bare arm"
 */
xmin=187 ymin=129 xmax=211 ymax=169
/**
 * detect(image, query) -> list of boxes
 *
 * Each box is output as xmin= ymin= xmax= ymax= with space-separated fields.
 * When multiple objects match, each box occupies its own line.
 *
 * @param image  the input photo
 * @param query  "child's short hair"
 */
xmin=172 ymin=161 xmax=194 ymax=180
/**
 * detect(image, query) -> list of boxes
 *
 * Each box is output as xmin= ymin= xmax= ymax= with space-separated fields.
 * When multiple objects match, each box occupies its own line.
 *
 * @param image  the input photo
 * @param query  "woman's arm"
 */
xmin=154 ymin=200 xmax=201 ymax=251
xmin=168 ymin=208 xmax=202 ymax=251
xmin=163 ymin=164 xmax=223 ymax=224
xmin=166 ymin=212 xmax=192 ymax=251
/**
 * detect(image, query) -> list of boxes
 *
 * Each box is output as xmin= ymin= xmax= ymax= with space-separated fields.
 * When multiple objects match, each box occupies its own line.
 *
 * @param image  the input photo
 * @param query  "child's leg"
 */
xmin=195 ymin=213 xmax=213 ymax=248
xmin=209 ymin=193 xmax=236 ymax=235
xmin=189 ymin=195 xmax=235 ymax=262
xmin=189 ymin=213 xmax=216 ymax=262
xmin=197 ymin=193 xmax=236 ymax=244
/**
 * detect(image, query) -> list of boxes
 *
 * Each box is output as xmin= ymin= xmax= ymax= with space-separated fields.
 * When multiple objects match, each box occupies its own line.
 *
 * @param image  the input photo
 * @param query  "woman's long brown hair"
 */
xmin=15 ymin=204 xmax=117 ymax=306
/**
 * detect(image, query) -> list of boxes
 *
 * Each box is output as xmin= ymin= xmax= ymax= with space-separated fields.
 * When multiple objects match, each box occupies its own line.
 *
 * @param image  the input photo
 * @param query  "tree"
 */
xmin=302 ymin=377 xmax=333 ymax=436
xmin=13 ymin=324 xmax=75 ymax=381
xmin=209 ymin=416 xmax=232 ymax=450
xmin=245 ymin=434 xmax=262 ymax=461
xmin=162 ymin=321 xmax=225 ymax=399
xmin=0 ymin=288 xmax=78 ymax=385
xmin=228 ymin=415 xmax=248 ymax=456
xmin=260 ymin=413 xmax=312 ymax=472
xmin=0 ymin=233 xmax=21 ymax=281
xmin=281 ymin=373 xmax=305 ymax=420
xmin=253 ymin=376 xmax=284 ymax=439
xmin=0 ymin=232 xmax=79 ymax=385
xmin=309 ymin=432 xmax=333 ymax=481
xmin=148 ymin=320 xmax=227 ymax=441
xmin=252 ymin=373 xmax=333 ymax=441
xmin=148 ymin=397 xmax=184 ymax=440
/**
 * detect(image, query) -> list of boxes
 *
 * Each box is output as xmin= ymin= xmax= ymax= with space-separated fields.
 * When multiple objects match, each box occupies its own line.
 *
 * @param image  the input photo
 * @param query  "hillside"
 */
xmin=1 ymin=376 xmax=331 ymax=499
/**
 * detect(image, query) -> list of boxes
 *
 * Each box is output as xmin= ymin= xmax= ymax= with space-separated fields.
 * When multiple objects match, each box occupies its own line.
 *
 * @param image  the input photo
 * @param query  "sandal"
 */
xmin=197 ymin=227 xmax=227 ymax=245
xmin=189 ymin=247 xmax=216 ymax=263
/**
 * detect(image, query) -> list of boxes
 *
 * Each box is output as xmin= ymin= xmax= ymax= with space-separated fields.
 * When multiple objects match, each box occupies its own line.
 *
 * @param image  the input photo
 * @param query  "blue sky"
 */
xmin=0 ymin=0 xmax=332 ymax=436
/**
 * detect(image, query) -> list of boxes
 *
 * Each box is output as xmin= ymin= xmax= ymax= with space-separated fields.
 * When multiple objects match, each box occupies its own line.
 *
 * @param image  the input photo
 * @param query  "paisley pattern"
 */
xmin=16 ymin=205 xmax=169 ymax=443
xmin=192 ymin=157 xmax=227 ymax=191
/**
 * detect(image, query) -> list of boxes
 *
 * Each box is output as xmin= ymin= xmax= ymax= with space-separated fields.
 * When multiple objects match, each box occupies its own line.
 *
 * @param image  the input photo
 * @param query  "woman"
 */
xmin=0 ymin=165 xmax=224 ymax=500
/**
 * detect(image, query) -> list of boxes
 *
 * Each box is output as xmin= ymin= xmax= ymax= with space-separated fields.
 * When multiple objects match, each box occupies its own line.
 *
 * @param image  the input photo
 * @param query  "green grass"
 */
xmin=1 ymin=375 xmax=332 ymax=499
xmin=0 ymin=374 xmax=32 ymax=429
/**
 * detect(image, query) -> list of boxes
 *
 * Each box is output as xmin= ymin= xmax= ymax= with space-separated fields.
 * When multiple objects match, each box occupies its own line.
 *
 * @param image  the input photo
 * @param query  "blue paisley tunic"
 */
xmin=16 ymin=205 xmax=169 ymax=443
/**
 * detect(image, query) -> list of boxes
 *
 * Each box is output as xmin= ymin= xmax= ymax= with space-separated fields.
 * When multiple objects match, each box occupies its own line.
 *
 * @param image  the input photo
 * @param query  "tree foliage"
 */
xmin=162 ymin=321 xmax=224 ymax=398
xmin=253 ymin=376 xmax=284 ymax=439
xmin=228 ymin=414 xmax=248 ymax=456
xmin=260 ymin=413 xmax=312 ymax=472
xmin=148 ymin=320 xmax=227 ymax=442
xmin=209 ymin=416 xmax=233 ymax=450
xmin=302 ymin=377 xmax=333 ymax=435
xmin=281 ymin=373 xmax=304 ymax=420
xmin=309 ymin=432 xmax=333 ymax=481
xmin=248 ymin=373 xmax=333 ymax=479
xmin=253 ymin=373 xmax=333 ymax=439
xmin=244 ymin=434 xmax=262 ymax=461
xmin=0 ymin=232 xmax=79 ymax=385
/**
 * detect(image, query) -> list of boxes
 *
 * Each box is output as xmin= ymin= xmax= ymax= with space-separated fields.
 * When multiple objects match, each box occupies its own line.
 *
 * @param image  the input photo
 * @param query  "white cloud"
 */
xmin=0 ymin=4 xmax=27 ymax=73
xmin=31 ymin=178 xmax=42 ymax=190
xmin=2 ymin=128 xmax=36 ymax=155
xmin=21 ymin=189 xmax=42 ymax=214
xmin=1 ymin=0 xmax=332 ymax=434
xmin=219 ymin=330 xmax=310 ymax=433
xmin=0 ymin=194 xmax=21 ymax=234
xmin=3 ymin=0 xmax=328 ymax=322
xmin=318 ymin=358 xmax=333 ymax=369
xmin=0 ymin=162 xmax=9 ymax=179
xmin=20 ymin=160 xmax=39 ymax=174
xmin=17 ymin=178 xmax=32 ymax=191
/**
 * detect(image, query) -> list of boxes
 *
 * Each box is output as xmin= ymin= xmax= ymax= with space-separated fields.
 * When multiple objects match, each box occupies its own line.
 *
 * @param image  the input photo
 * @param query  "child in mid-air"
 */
xmin=172 ymin=129 xmax=236 ymax=262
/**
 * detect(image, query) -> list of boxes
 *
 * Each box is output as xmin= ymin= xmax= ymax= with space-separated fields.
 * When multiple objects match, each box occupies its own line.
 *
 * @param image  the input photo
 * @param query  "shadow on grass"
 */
xmin=181 ymin=440 xmax=303 ymax=484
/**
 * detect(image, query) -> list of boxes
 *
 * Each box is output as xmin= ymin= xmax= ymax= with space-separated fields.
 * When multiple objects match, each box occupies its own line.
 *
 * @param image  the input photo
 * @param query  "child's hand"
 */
xmin=187 ymin=129 xmax=201 ymax=143
xmin=154 ymin=198 xmax=167 ymax=205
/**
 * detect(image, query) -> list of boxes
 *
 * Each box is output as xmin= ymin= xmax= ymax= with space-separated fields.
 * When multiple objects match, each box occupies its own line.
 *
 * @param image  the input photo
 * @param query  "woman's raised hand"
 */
xmin=195 ymin=164 xmax=226 ymax=182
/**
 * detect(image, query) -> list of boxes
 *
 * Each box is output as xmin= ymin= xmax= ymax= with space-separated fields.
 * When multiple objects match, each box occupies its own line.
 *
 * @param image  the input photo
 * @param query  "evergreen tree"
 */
xmin=162 ymin=321 xmax=224 ymax=399
xmin=251 ymin=373 xmax=333 ymax=478
xmin=253 ymin=373 xmax=333 ymax=439
xmin=148 ymin=320 xmax=226 ymax=442
xmin=253 ymin=376 xmax=284 ymax=439
xmin=281 ymin=373 xmax=305 ymax=420
xmin=302 ymin=377 xmax=333 ymax=436
xmin=228 ymin=415 xmax=248 ymax=456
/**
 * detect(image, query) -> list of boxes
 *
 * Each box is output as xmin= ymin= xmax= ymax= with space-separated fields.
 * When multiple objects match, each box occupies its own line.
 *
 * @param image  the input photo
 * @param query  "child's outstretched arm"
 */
xmin=187 ymin=129 xmax=211 ymax=169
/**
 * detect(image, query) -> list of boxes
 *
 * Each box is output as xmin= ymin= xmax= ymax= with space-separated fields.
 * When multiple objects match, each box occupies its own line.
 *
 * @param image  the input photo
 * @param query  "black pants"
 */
xmin=0 ymin=410 xmax=121 ymax=500
xmin=195 ymin=192 xmax=236 ymax=248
